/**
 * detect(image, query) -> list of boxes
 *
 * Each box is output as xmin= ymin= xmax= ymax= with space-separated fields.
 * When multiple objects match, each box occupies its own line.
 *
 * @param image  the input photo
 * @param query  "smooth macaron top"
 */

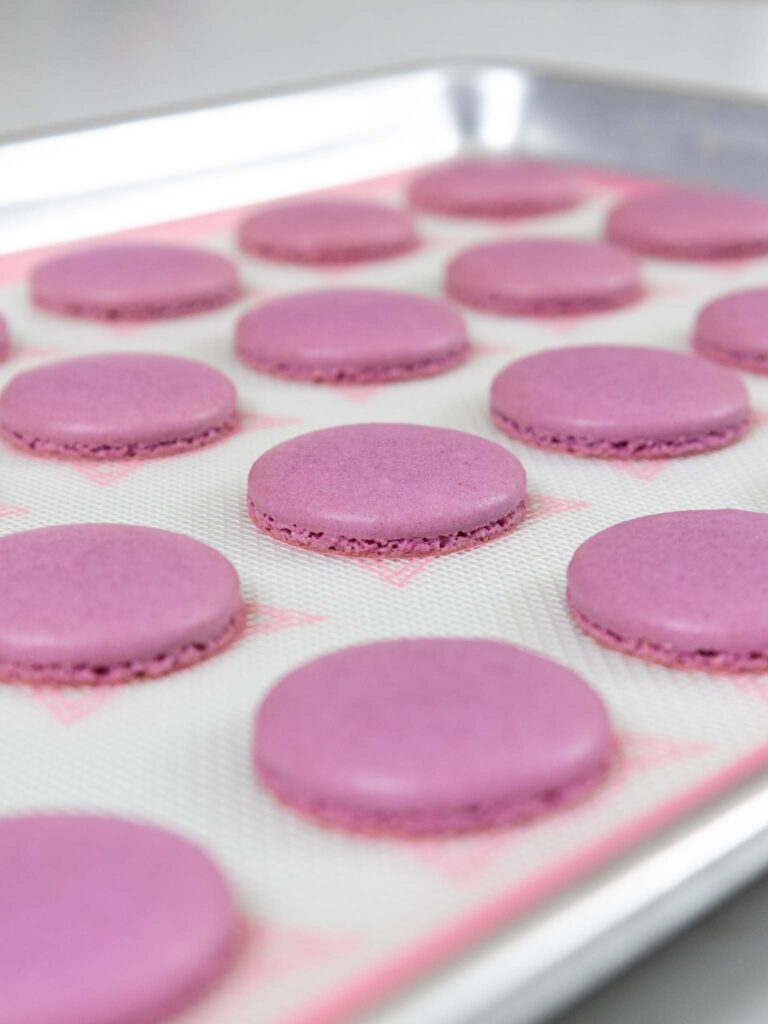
xmin=235 ymin=288 xmax=469 ymax=377
xmin=445 ymin=238 xmax=642 ymax=313
xmin=0 ymin=353 xmax=238 ymax=453
xmin=0 ymin=814 xmax=239 ymax=1024
xmin=238 ymin=199 xmax=419 ymax=264
xmin=247 ymin=423 xmax=526 ymax=540
xmin=491 ymin=345 xmax=750 ymax=443
xmin=0 ymin=524 xmax=241 ymax=668
xmin=568 ymin=510 xmax=768 ymax=653
xmin=254 ymin=638 xmax=612 ymax=833
xmin=30 ymin=243 xmax=241 ymax=319
xmin=693 ymin=288 xmax=768 ymax=358
xmin=606 ymin=187 xmax=768 ymax=259
xmin=408 ymin=157 xmax=583 ymax=217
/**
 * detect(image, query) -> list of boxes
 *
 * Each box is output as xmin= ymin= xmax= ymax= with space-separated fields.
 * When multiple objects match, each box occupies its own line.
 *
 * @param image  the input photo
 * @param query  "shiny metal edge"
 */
xmin=4 ymin=61 xmax=768 ymax=1024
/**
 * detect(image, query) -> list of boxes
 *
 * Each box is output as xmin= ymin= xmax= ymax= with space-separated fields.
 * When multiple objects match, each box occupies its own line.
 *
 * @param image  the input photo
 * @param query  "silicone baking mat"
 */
xmin=2 ymin=164 xmax=768 ymax=1024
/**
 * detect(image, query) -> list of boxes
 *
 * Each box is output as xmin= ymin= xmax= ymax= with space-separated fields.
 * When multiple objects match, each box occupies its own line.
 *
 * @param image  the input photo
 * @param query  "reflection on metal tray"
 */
xmin=4 ymin=64 xmax=768 ymax=1024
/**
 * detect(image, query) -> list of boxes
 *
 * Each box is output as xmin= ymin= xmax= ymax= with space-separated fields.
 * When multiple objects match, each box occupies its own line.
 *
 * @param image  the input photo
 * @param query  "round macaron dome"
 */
xmin=445 ymin=238 xmax=642 ymax=316
xmin=0 ymin=524 xmax=242 ymax=685
xmin=409 ymin=156 xmax=583 ymax=218
xmin=235 ymin=288 xmax=469 ymax=383
xmin=491 ymin=345 xmax=750 ymax=459
xmin=254 ymin=638 xmax=613 ymax=835
xmin=568 ymin=509 xmax=768 ymax=672
xmin=606 ymin=186 xmax=768 ymax=260
xmin=0 ymin=353 xmax=238 ymax=460
xmin=693 ymin=288 xmax=768 ymax=373
xmin=238 ymin=199 xmax=419 ymax=265
xmin=247 ymin=423 xmax=527 ymax=557
xmin=0 ymin=814 xmax=240 ymax=1024
xmin=30 ymin=243 xmax=242 ymax=321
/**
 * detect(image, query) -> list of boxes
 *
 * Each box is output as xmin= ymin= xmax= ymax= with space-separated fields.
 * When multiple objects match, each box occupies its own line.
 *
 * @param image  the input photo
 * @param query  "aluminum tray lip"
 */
xmin=4 ymin=61 xmax=768 ymax=1024
xmin=5 ymin=57 xmax=768 ymax=147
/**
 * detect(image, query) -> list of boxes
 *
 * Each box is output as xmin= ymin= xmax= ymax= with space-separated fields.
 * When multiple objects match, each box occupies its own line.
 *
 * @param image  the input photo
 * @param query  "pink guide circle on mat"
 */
xmin=568 ymin=510 xmax=768 ymax=672
xmin=0 ymin=815 xmax=240 ymax=1024
xmin=606 ymin=187 xmax=768 ymax=259
xmin=0 ymin=524 xmax=242 ymax=685
xmin=247 ymin=423 xmax=527 ymax=557
xmin=491 ymin=345 xmax=750 ymax=459
xmin=238 ymin=199 xmax=419 ymax=264
xmin=254 ymin=638 xmax=613 ymax=835
xmin=693 ymin=288 xmax=768 ymax=373
xmin=0 ymin=353 xmax=238 ymax=459
xmin=235 ymin=288 xmax=469 ymax=383
xmin=445 ymin=238 xmax=642 ymax=316
xmin=30 ymin=243 xmax=241 ymax=320
xmin=409 ymin=157 xmax=583 ymax=218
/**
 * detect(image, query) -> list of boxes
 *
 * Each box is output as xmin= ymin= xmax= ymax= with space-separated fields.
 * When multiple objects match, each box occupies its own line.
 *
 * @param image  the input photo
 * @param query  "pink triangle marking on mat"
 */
xmin=182 ymin=923 xmax=363 ymax=1021
xmin=353 ymin=557 xmax=435 ymax=588
xmin=0 ymin=503 xmax=28 ymax=517
xmin=650 ymin=282 xmax=690 ymax=300
xmin=542 ymin=314 xmax=589 ymax=335
xmin=409 ymin=832 xmax=516 ymax=884
xmin=244 ymin=602 xmax=325 ymax=637
xmin=103 ymin=322 xmax=146 ymax=336
xmin=607 ymin=459 xmax=668 ymax=482
xmin=526 ymin=493 xmax=591 ymax=521
xmin=473 ymin=340 xmax=510 ymax=357
xmin=332 ymin=385 xmax=383 ymax=403
xmin=717 ymin=674 xmax=768 ymax=706
xmin=240 ymin=412 xmax=302 ymax=431
xmin=18 ymin=344 xmax=57 ymax=361
xmin=66 ymin=461 xmax=146 ymax=486
xmin=25 ymin=685 xmax=119 ymax=726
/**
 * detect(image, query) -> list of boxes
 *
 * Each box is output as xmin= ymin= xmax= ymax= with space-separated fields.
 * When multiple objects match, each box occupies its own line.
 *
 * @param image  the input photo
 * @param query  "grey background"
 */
xmin=6 ymin=2 xmax=768 ymax=1022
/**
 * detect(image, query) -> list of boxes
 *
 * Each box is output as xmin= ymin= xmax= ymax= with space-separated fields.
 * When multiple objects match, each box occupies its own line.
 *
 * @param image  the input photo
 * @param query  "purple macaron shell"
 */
xmin=0 ymin=353 xmax=238 ymax=459
xmin=409 ymin=157 xmax=583 ymax=218
xmin=693 ymin=288 xmax=768 ymax=373
xmin=247 ymin=423 xmax=526 ymax=557
xmin=0 ymin=315 xmax=9 ymax=361
xmin=235 ymin=289 xmax=469 ymax=383
xmin=445 ymin=238 xmax=642 ymax=316
xmin=606 ymin=187 xmax=768 ymax=260
xmin=0 ymin=524 xmax=242 ymax=685
xmin=254 ymin=638 xmax=613 ymax=835
xmin=238 ymin=199 xmax=419 ymax=265
xmin=568 ymin=510 xmax=768 ymax=672
xmin=491 ymin=345 xmax=750 ymax=458
xmin=30 ymin=243 xmax=241 ymax=321
xmin=0 ymin=815 xmax=240 ymax=1024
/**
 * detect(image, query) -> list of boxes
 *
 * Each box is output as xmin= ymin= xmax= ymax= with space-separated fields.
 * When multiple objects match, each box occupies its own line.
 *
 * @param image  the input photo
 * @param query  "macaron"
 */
xmin=568 ymin=509 xmax=768 ymax=672
xmin=0 ymin=814 xmax=239 ymax=1024
xmin=235 ymin=288 xmax=469 ymax=383
xmin=606 ymin=186 xmax=768 ymax=259
xmin=693 ymin=288 xmax=768 ymax=373
xmin=247 ymin=423 xmax=526 ymax=557
xmin=0 ymin=524 xmax=242 ymax=685
xmin=238 ymin=199 xmax=419 ymax=265
xmin=409 ymin=156 xmax=583 ymax=218
xmin=445 ymin=238 xmax=642 ymax=316
xmin=0 ymin=353 xmax=238 ymax=459
xmin=491 ymin=345 xmax=750 ymax=458
xmin=254 ymin=638 xmax=613 ymax=835
xmin=30 ymin=243 xmax=241 ymax=320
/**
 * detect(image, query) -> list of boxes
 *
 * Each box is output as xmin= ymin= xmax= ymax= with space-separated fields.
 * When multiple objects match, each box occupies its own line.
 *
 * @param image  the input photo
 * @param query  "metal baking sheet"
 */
xmin=3 ymin=64 xmax=768 ymax=1024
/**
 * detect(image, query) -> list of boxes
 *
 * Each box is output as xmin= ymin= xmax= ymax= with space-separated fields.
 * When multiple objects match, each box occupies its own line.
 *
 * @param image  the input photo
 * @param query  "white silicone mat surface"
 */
xmin=2 ymin=166 xmax=768 ymax=1024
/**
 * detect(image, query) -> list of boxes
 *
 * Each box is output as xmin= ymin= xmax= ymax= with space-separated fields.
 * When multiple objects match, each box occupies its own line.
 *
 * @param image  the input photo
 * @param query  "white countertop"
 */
xmin=8 ymin=2 xmax=768 ymax=1022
